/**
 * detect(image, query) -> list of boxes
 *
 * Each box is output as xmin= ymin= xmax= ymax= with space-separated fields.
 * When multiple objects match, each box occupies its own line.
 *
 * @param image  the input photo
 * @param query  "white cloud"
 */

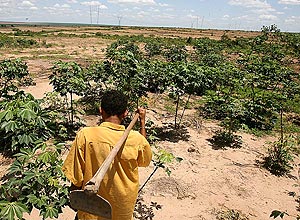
xmin=137 ymin=10 xmax=148 ymax=17
xmin=66 ymin=0 xmax=78 ymax=3
xmin=165 ymin=8 xmax=174 ymax=11
xmin=187 ymin=14 xmax=197 ymax=19
xmin=158 ymin=3 xmax=168 ymax=7
xmin=228 ymin=0 xmax=272 ymax=9
xmin=54 ymin=4 xmax=70 ymax=8
xmin=20 ymin=1 xmax=34 ymax=7
xmin=61 ymin=4 xmax=71 ymax=8
xmin=284 ymin=15 xmax=300 ymax=23
xmin=81 ymin=1 xmax=108 ymax=8
xmin=29 ymin=6 xmax=37 ymax=10
xmin=259 ymin=14 xmax=277 ymax=20
xmin=108 ymin=0 xmax=156 ymax=5
xmin=278 ymin=0 xmax=300 ymax=5
xmin=0 ymin=0 xmax=9 ymax=7
xmin=229 ymin=0 xmax=279 ymax=23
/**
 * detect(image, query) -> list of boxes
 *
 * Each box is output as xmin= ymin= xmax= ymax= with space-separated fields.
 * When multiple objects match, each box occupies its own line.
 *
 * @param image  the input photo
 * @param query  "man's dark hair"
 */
xmin=101 ymin=90 xmax=128 ymax=116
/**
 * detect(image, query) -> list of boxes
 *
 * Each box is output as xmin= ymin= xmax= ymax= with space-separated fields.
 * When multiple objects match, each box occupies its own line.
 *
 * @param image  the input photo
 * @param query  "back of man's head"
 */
xmin=101 ymin=90 xmax=128 ymax=116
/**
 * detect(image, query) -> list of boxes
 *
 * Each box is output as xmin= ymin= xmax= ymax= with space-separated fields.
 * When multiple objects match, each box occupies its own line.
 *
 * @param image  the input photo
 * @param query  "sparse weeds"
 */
xmin=134 ymin=194 xmax=162 ymax=220
xmin=209 ymin=129 xmax=243 ymax=150
xmin=263 ymin=138 xmax=294 ymax=176
xmin=215 ymin=208 xmax=249 ymax=220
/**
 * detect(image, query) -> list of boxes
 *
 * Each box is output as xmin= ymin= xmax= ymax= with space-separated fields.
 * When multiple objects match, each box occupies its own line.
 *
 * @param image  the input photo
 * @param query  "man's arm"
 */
xmin=138 ymin=108 xmax=146 ymax=137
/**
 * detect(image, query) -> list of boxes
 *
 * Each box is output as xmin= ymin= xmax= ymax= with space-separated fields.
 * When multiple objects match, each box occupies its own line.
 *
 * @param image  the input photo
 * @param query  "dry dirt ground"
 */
xmin=0 ymin=26 xmax=299 ymax=220
xmin=16 ymin=78 xmax=300 ymax=220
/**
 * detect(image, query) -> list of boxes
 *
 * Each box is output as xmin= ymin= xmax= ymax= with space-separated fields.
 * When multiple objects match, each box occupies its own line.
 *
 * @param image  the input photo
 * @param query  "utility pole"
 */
xmin=90 ymin=5 xmax=93 ymax=24
xmin=97 ymin=5 xmax=100 ymax=24
xmin=117 ymin=16 xmax=122 ymax=27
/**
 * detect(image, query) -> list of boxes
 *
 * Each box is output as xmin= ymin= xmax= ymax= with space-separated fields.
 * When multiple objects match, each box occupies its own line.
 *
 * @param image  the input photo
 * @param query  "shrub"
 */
xmin=0 ymin=92 xmax=55 ymax=154
xmin=263 ymin=138 xmax=294 ymax=176
xmin=209 ymin=130 xmax=243 ymax=149
xmin=0 ymin=143 xmax=69 ymax=219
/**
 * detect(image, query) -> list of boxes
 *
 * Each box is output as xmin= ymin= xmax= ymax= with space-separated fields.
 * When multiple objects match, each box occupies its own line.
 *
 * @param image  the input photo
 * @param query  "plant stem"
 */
xmin=70 ymin=92 xmax=74 ymax=125
xmin=178 ymin=94 xmax=191 ymax=128
xmin=138 ymin=166 xmax=159 ymax=194
xmin=174 ymin=94 xmax=180 ymax=129
xmin=280 ymin=106 xmax=283 ymax=146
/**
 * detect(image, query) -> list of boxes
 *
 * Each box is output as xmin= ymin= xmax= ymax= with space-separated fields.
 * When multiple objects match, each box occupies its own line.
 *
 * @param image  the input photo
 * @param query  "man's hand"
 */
xmin=137 ymin=108 xmax=146 ymax=137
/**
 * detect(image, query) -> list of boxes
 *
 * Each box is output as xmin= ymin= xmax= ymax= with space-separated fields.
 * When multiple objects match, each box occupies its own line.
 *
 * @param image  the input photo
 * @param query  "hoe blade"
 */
xmin=70 ymin=190 xmax=112 ymax=219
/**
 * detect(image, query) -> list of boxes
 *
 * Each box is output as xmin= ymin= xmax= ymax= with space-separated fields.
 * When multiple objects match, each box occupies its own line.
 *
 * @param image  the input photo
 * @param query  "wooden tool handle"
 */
xmin=84 ymin=113 xmax=140 ymax=193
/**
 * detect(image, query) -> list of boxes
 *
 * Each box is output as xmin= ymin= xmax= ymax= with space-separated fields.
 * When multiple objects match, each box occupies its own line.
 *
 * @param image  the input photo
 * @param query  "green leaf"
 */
xmin=18 ymin=108 xmax=36 ymax=121
xmin=38 ymin=151 xmax=53 ymax=163
xmin=158 ymin=149 xmax=175 ymax=163
xmin=0 ymin=111 xmax=7 ymax=121
xmin=8 ymin=160 xmax=23 ymax=174
xmin=44 ymin=205 xmax=59 ymax=219
xmin=27 ymin=195 xmax=40 ymax=205
xmin=36 ymin=116 xmax=46 ymax=128
xmin=270 ymin=210 xmax=288 ymax=219
xmin=4 ymin=110 xmax=14 ymax=121
xmin=18 ymin=134 xmax=34 ymax=145
xmin=23 ymin=171 xmax=36 ymax=182
xmin=165 ymin=167 xmax=172 ymax=177
xmin=1 ymin=121 xmax=17 ymax=132
xmin=0 ymin=201 xmax=28 ymax=220
xmin=175 ymin=157 xmax=183 ymax=162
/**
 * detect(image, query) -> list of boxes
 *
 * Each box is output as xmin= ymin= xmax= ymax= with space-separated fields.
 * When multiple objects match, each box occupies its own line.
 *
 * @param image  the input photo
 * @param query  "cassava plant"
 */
xmin=0 ymin=58 xmax=34 ymax=99
xmin=0 ymin=142 xmax=69 ymax=220
xmin=49 ymin=61 xmax=87 ymax=126
xmin=0 ymin=92 xmax=55 ymax=154
xmin=139 ymin=148 xmax=183 ymax=193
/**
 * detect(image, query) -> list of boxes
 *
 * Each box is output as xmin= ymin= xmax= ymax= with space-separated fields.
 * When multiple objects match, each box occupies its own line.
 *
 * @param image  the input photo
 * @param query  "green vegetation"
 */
xmin=0 ymin=24 xmax=300 ymax=219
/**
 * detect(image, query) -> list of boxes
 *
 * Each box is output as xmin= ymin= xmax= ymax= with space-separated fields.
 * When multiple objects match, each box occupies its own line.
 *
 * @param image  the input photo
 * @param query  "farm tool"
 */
xmin=69 ymin=113 xmax=140 ymax=219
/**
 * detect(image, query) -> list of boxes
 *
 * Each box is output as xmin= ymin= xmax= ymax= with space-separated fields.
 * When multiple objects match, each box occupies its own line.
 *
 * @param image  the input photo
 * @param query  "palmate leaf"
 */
xmin=0 ymin=111 xmax=7 ymax=121
xmin=36 ymin=116 xmax=46 ymax=128
xmin=7 ymin=160 xmax=23 ymax=174
xmin=22 ymin=171 xmax=36 ymax=182
xmin=27 ymin=195 xmax=40 ymax=206
xmin=4 ymin=110 xmax=14 ymax=121
xmin=18 ymin=134 xmax=35 ymax=145
xmin=270 ymin=210 xmax=288 ymax=219
xmin=38 ymin=151 xmax=54 ymax=163
xmin=44 ymin=205 xmax=59 ymax=219
xmin=18 ymin=108 xmax=36 ymax=121
xmin=13 ymin=147 xmax=34 ymax=162
xmin=1 ymin=120 xmax=18 ymax=132
xmin=157 ymin=149 xmax=175 ymax=163
xmin=0 ymin=201 xmax=29 ymax=220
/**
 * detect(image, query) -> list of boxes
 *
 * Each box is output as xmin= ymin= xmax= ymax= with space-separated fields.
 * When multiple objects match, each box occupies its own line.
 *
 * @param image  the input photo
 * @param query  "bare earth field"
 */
xmin=0 ymin=25 xmax=299 ymax=220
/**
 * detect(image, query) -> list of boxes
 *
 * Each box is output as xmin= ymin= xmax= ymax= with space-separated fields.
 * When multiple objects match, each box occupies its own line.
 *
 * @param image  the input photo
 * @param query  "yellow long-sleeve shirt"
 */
xmin=62 ymin=122 xmax=152 ymax=220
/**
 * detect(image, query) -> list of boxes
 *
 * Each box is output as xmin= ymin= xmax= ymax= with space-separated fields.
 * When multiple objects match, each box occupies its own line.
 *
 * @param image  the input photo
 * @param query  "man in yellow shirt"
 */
xmin=62 ymin=90 xmax=152 ymax=220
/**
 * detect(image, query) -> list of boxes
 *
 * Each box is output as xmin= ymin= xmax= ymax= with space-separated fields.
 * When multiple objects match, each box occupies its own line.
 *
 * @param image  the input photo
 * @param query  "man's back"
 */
xmin=62 ymin=122 xmax=152 ymax=220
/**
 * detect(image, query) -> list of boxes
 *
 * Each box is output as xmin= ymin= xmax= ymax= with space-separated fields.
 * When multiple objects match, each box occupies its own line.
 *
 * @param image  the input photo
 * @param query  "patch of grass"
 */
xmin=241 ymin=124 xmax=272 ymax=137
xmin=164 ymin=104 xmax=175 ymax=114
xmin=208 ymin=130 xmax=243 ymax=150
xmin=263 ymin=138 xmax=294 ymax=176
xmin=215 ymin=208 xmax=249 ymax=220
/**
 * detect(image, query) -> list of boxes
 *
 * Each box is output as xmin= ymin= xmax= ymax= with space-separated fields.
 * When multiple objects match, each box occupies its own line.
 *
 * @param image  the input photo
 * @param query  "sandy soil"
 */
xmin=0 ymin=26 xmax=299 ymax=220
xmin=0 ymin=24 xmax=261 ymax=40
xmin=16 ymin=78 xmax=300 ymax=220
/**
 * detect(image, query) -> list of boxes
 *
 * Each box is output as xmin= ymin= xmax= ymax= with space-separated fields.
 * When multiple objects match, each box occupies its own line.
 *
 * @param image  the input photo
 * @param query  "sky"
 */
xmin=0 ymin=0 xmax=300 ymax=32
